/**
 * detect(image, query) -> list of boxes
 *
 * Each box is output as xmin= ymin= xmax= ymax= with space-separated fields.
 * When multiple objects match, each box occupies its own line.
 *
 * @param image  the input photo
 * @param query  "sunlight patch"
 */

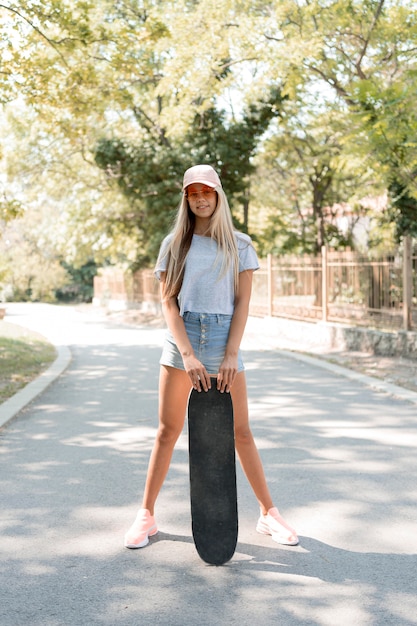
xmin=320 ymin=427 xmax=417 ymax=447
xmin=62 ymin=426 xmax=158 ymax=451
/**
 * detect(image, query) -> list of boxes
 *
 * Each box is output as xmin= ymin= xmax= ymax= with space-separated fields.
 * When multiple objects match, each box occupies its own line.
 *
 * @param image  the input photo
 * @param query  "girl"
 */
xmin=124 ymin=164 xmax=298 ymax=549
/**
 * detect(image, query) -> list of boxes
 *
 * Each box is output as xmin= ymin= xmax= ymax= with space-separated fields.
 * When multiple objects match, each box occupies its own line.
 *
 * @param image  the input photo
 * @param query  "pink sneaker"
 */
xmin=256 ymin=507 xmax=299 ymax=546
xmin=124 ymin=509 xmax=158 ymax=549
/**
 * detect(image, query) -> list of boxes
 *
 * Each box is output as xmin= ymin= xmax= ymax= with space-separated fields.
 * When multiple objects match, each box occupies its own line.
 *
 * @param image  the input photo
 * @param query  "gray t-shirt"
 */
xmin=154 ymin=232 xmax=259 ymax=316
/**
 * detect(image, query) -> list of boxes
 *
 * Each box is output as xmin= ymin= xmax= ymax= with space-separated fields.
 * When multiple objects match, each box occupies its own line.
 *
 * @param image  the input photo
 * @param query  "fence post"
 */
xmin=267 ymin=253 xmax=273 ymax=316
xmin=403 ymin=235 xmax=412 ymax=331
xmin=321 ymin=245 xmax=328 ymax=322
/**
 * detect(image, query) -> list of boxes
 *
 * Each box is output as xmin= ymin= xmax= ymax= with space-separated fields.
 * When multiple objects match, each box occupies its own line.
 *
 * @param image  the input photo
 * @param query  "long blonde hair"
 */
xmin=162 ymin=186 xmax=240 ymax=300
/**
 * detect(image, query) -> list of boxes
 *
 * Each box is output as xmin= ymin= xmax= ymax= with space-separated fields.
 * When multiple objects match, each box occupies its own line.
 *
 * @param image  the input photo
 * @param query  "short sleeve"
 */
xmin=236 ymin=232 xmax=260 ymax=273
xmin=154 ymin=234 xmax=173 ymax=281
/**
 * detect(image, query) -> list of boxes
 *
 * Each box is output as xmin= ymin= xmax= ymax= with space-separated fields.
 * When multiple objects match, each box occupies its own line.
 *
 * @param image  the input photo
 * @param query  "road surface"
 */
xmin=1 ymin=303 xmax=416 ymax=625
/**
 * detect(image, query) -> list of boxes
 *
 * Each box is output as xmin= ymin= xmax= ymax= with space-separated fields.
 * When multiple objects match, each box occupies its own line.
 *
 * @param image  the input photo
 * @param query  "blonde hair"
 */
xmin=162 ymin=186 xmax=240 ymax=300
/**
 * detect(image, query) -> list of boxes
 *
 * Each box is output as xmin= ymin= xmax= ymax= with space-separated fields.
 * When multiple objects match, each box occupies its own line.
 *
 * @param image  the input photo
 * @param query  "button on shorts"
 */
xmin=159 ymin=311 xmax=245 ymax=375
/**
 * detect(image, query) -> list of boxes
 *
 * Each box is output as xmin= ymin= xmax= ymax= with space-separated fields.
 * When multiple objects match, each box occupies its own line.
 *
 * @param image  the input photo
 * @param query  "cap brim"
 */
xmin=183 ymin=180 xmax=218 ymax=190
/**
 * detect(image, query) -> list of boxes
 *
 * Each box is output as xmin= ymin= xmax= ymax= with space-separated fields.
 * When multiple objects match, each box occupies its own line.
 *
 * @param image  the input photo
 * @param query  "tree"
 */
xmin=0 ymin=1 xmax=178 ymax=270
xmin=187 ymin=86 xmax=286 ymax=231
xmin=240 ymin=0 xmax=417 ymax=238
xmin=253 ymin=102 xmax=378 ymax=254
xmin=93 ymin=86 xmax=286 ymax=265
xmin=1 ymin=0 xmax=416 ymax=276
xmin=0 ymin=208 xmax=70 ymax=302
xmin=3 ymin=0 xmax=284 ymax=267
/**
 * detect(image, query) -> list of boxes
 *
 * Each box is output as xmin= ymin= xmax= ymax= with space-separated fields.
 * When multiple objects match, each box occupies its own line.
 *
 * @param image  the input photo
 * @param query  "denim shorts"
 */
xmin=159 ymin=311 xmax=245 ymax=375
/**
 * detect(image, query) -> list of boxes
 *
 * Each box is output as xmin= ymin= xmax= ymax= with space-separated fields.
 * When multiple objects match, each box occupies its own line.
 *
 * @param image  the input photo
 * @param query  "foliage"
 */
xmin=253 ymin=102 xmax=376 ymax=254
xmin=55 ymin=259 xmax=98 ymax=302
xmin=244 ymin=0 xmax=417 ymax=238
xmin=0 ymin=0 xmax=416 ymax=288
xmin=0 ymin=196 xmax=23 ymax=222
xmin=387 ymin=181 xmax=417 ymax=240
xmin=186 ymin=87 xmax=286 ymax=230
xmin=0 ymin=208 xmax=70 ymax=302
xmin=94 ymin=87 xmax=285 ymax=261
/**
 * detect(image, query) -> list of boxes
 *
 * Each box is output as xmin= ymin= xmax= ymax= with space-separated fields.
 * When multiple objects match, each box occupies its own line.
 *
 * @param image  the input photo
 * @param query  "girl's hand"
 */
xmin=183 ymin=354 xmax=211 ymax=392
xmin=217 ymin=354 xmax=238 ymax=393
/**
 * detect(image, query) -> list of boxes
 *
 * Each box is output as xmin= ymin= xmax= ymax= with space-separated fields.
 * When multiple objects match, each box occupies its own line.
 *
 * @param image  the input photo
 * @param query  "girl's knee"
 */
xmin=156 ymin=422 xmax=183 ymax=446
xmin=234 ymin=424 xmax=253 ymax=446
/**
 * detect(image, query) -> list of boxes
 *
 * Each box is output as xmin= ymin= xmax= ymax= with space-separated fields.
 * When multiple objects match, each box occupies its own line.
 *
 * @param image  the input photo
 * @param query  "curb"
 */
xmin=0 ymin=344 xmax=72 ymax=430
xmin=279 ymin=349 xmax=417 ymax=406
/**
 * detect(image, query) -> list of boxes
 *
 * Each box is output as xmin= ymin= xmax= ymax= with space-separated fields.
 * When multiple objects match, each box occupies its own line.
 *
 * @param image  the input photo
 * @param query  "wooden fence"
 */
xmin=93 ymin=236 xmax=416 ymax=331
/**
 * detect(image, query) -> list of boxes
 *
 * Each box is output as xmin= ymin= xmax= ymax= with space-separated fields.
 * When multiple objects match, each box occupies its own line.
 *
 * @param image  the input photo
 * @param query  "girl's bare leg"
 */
xmin=231 ymin=372 xmax=274 ymax=515
xmin=141 ymin=365 xmax=191 ymax=515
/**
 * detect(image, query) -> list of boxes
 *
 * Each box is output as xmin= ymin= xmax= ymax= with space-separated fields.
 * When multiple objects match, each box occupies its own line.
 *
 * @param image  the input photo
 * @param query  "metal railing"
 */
xmin=251 ymin=237 xmax=416 ymax=331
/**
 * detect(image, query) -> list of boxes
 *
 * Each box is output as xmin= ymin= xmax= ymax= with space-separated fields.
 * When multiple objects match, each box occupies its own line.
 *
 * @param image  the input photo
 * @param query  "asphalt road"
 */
xmin=1 ymin=303 xmax=417 ymax=626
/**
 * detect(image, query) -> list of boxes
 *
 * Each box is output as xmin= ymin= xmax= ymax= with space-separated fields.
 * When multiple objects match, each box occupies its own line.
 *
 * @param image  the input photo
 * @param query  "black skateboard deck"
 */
xmin=188 ymin=384 xmax=238 ymax=565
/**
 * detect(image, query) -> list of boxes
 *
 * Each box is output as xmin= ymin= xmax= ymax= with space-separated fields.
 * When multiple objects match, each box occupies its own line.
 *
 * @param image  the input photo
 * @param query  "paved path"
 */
xmin=1 ymin=303 xmax=417 ymax=626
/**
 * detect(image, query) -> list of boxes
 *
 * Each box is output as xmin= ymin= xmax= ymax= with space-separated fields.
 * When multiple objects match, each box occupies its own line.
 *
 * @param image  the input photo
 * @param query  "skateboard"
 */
xmin=188 ymin=383 xmax=238 ymax=565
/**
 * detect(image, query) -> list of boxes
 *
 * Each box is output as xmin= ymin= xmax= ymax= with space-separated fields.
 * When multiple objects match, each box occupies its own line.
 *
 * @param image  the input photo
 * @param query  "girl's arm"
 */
xmin=218 ymin=269 xmax=254 ymax=393
xmin=159 ymin=274 xmax=211 ymax=392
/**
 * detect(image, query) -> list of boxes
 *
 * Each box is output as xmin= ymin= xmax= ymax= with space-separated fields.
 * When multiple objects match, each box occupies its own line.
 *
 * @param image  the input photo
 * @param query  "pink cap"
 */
xmin=182 ymin=164 xmax=221 ymax=190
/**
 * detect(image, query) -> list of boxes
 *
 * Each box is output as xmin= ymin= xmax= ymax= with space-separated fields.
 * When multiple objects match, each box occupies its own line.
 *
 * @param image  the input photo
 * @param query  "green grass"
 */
xmin=0 ymin=321 xmax=57 ymax=403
